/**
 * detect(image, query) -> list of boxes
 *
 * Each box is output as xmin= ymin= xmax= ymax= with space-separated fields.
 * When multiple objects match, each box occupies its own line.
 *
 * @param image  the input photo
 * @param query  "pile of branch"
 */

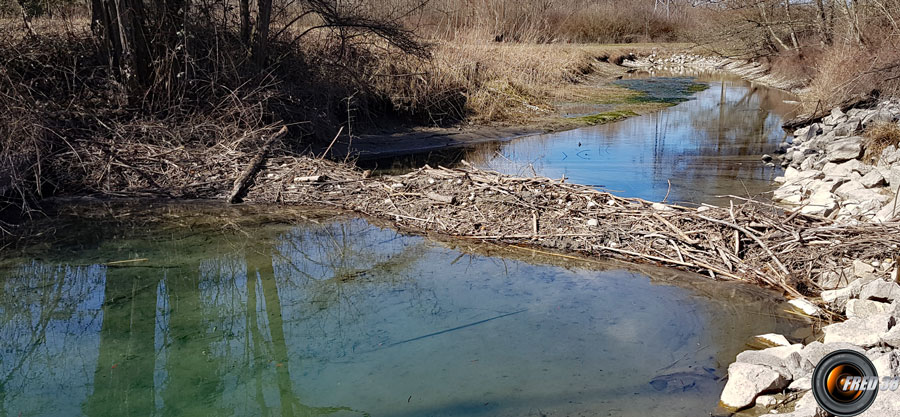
xmin=246 ymin=155 xmax=900 ymax=309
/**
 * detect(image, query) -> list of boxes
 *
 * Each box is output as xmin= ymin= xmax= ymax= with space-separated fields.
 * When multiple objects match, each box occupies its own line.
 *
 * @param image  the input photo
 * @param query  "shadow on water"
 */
xmin=0 ymin=202 xmax=812 ymax=416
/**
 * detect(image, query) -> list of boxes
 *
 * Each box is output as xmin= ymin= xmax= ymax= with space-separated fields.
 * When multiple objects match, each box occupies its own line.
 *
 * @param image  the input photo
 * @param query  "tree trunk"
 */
xmin=94 ymin=0 xmax=152 ymax=94
xmin=251 ymin=0 xmax=273 ymax=67
xmin=240 ymin=0 xmax=252 ymax=45
xmin=815 ymin=0 xmax=833 ymax=46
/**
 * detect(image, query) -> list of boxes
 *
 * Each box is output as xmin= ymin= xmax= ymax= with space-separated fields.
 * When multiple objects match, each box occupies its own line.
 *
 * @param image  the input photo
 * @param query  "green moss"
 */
xmin=685 ymin=82 xmax=710 ymax=93
xmin=612 ymin=77 xmax=709 ymax=105
xmin=577 ymin=110 xmax=638 ymax=125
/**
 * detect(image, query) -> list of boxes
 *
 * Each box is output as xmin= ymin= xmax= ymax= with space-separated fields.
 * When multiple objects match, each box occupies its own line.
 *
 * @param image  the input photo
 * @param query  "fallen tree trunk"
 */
xmin=228 ymin=126 xmax=287 ymax=204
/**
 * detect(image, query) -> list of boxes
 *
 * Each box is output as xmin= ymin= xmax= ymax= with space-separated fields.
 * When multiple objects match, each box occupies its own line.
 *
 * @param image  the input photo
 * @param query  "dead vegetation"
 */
xmin=864 ymin=122 xmax=900 ymax=164
xmin=241 ymin=153 xmax=900 ymax=312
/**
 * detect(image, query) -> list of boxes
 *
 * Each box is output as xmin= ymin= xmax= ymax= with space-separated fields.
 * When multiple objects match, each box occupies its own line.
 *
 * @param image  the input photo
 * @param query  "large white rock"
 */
xmin=835 ymin=182 xmax=892 ymax=205
xmin=788 ymin=298 xmax=821 ymax=316
xmin=800 ymin=189 xmax=837 ymax=216
xmin=875 ymin=195 xmax=900 ymax=222
xmin=753 ymin=333 xmax=791 ymax=347
xmin=880 ymin=324 xmax=900 ymax=348
xmin=824 ymin=159 xmax=871 ymax=177
xmin=861 ymin=170 xmax=887 ymax=188
xmin=825 ymin=137 xmax=863 ymax=162
xmin=800 ymin=341 xmax=866 ymax=368
xmin=849 ymin=275 xmax=880 ymax=297
xmin=736 ymin=344 xmax=803 ymax=379
xmin=855 ymin=259 xmax=878 ymax=276
xmin=859 ymin=279 xmax=900 ymax=302
xmin=788 ymin=376 xmax=811 ymax=391
xmin=822 ymin=286 xmax=852 ymax=310
xmin=884 ymin=166 xmax=900 ymax=187
xmin=846 ymin=299 xmax=893 ymax=319
xmin=719 ymin=362 xmax=788 ymax=410
xmin=822 ymin=314 xmax=894 ymax=347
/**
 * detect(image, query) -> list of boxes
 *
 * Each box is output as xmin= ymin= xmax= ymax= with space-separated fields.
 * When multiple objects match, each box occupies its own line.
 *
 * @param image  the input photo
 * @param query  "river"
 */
xmin=0 ymin=73 xmax=808 ymax=417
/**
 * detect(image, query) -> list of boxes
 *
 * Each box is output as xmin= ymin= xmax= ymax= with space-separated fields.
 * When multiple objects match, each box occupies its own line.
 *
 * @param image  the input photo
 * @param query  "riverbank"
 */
xmin=622 ymin=52 xmax=808 ymax=94
xmin=714 ymin=100 xmax=900 ymax=416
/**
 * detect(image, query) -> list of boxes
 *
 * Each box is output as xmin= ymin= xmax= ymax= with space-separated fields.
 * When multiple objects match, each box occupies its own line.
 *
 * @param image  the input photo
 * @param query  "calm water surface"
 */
xmin=468 ymin=72 xmax=800 ymax=205
xmin=0 ymin=205 xmax=809 ymax=416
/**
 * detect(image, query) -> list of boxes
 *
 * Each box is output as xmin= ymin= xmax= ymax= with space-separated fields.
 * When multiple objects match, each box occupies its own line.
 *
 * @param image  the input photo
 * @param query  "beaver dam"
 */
xmin=239 ymin=151 xmax=899 ymax=314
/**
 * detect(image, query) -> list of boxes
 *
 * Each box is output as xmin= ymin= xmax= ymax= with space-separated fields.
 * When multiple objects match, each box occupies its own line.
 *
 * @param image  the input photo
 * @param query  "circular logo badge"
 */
xmin=812 ymin=349 xmax=879 ymax=416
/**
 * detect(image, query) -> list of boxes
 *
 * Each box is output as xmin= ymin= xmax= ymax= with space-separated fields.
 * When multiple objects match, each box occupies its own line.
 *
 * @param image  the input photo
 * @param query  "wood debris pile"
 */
xmin=247 ymin=155 xmax=900 ymax=308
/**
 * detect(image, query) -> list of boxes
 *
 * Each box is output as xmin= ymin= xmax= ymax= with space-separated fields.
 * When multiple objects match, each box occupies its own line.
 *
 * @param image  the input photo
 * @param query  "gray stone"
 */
xmin=800 ymin=341 xmax=867 ymax=366
xmin=835 ymin=183 xmax=892 ymax=205
xmin=784 ymin=167 xmax=825 ymax=183
xmin=860 ymin=279 xmax=900 ymax=302
xmin=834 ymin=122 xmax=854 ymax=137
xmin=736 ymin=344 xmax=803 ymax=379
xmin=719 ymin=362 xmax=789 ymax=410
xmin=755 ymin=394 xmax=778 ymax=408
xmin=822 ymin=314 xmax=894 ymax=347
xmin=819 ymin=268 xmax=853 ymax=290
xmin=800 ymin=156 xmax=816 ymax=170
xmin=840 ymin=198 xmax=885 ymax=219
xmin=824 ymin=159 xmax=871 ymax=177
xmin=875 ymin=195 xmax=900 ymax=222
xmin=800 ymin=189 xmax=837 ymax=216
xmin=865 ymin=388 xmax=900 ymax=414
xmin=885 ymin=166 xmax=900 ymax=187
xmin=761 ymin=154 xmax=772 ymax=162
xmin=879 ymin=146 xmax=900 ymax=168
xmin=796 ymin=123 xmax=823 ymax=143
xmin=822 ymin=286 xmax=852 ymax=310
xmin=783 ymin=391 xmax=819 ymax=417
xmin=826 ymin=136 xmax=864 ymax=162
xmin=773 ymin=184 xmax=802 ymax=203
xmin=855 ymin=260 xmax=878 ymax=277
xmin=846 ymin=299 xmax=893 ymax=319
xmin=753 ymin=333 xmax=791 ymax=347
xmin=824 ymin=107 xmax=847 ymax=126
xmin=788 ymin=298 xmax=821 ymax=316
xmin=871 ymin=348 xmax=900 ymax=378
xmin=849 ymin=275 xmax=880 ymax=297
xmin=861 ymin=170 xmax=887 ymax=188
xmin=863 ymin=110 xmax=897 ymax=128
xmin=880 ymin=325 xmax=900 ymax=349
xmin=788 ymin=376 xmax=811 ymax=391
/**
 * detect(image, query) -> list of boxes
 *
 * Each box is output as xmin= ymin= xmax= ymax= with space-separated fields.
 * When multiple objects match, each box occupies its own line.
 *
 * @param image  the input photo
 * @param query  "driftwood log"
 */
xmin=228 ymin=126 xmax=288 ymax=203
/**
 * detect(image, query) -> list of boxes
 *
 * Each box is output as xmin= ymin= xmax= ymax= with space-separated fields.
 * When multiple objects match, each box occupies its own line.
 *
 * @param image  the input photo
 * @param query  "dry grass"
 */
xmin=380 ymin=40 xmax=676 ymax=125
xmin=418 ymin=0 xmax=693 ymax=44
xmin=864 ymin=122 xmax=900 ymax=164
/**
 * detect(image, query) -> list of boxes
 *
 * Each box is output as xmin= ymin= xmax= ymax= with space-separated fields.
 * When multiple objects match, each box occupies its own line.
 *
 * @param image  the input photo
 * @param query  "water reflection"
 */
xmin=470 ymin=73 xmax=800 ymax=205
xmin=0 ymin=208 xmax=808 ymax=416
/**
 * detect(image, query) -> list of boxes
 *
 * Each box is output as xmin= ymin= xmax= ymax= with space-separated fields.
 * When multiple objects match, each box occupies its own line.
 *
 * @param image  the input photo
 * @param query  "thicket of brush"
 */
xmin=0 ymin=0 xmax=443 ymax=226
xmin=696 ymin=0 xmax=900 ymax=114
xmin=4 ymin=0 xmax=900 ymax=233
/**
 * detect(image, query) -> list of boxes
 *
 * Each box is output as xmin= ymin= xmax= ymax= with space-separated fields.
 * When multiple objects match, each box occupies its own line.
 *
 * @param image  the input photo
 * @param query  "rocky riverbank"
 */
xmin=720 ymin=265 xmax=900 ymax=416
xmin=772 ymin=100 xmax=900 ymax=223
xmin=623 ymin=52 xmax=806 ymax=92
xmin=718 ymin=101 xmax=900 ymax=415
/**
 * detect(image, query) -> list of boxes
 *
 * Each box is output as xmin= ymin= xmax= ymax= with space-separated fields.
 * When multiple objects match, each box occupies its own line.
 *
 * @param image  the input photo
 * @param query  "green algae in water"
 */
xmin=613 ymin=77 xmax=710 ymax=104
xmin=577 ymin=110 xmax=638 ymax=125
